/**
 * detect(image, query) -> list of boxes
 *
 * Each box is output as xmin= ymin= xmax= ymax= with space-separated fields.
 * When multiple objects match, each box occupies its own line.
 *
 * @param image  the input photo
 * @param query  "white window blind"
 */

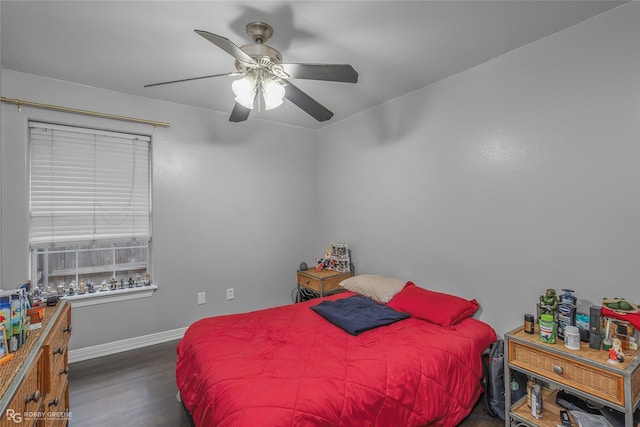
xmin=29 ymin=122 xmax=151 ymax=248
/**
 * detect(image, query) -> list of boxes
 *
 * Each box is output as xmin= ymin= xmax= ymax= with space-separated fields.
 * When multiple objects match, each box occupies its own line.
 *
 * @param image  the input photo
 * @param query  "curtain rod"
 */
xmin=1 ymin=97 xmax=170 ymax=128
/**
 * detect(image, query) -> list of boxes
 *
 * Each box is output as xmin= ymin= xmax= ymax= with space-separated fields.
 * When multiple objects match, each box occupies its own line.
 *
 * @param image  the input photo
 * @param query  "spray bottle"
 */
xmin=531 ymin=383 xmax=543 ymax=419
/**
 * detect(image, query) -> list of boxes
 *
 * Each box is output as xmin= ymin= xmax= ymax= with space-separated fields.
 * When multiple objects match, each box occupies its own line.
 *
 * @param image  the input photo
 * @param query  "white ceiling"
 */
xmin=0 ymin=1 xmax=628 ymax=129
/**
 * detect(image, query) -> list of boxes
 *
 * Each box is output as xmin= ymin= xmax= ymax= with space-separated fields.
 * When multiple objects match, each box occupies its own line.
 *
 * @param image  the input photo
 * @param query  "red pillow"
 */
xmin=387 ymin=281 xmax=479 ymax=328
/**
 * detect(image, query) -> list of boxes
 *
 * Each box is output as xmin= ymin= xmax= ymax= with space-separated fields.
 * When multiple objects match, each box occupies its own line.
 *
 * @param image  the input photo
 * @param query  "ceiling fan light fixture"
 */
xmin=232 ymin=77 xmax=256 ymax=109
xmin=146 ymin=23 xmax=358 ymax=122
xmin=262 ymin=79 xmax=285 ymax=110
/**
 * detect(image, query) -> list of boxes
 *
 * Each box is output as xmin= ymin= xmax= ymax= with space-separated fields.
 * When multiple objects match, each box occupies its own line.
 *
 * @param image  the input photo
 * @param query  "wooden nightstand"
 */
xmin=504 ymin=325 xmax=640 ymax=426
xmin=297 ymin=268 xmax=353 ymax=298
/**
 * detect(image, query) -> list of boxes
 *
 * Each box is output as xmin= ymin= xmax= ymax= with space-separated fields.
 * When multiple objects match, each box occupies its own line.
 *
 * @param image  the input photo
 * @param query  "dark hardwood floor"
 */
xmin=458 ymin=406 xmax=503 ymax=427
xmin=68 ymin=340 xmax=191 ymax=427
xmin=68 ymin=340 xmax=502 ymax=427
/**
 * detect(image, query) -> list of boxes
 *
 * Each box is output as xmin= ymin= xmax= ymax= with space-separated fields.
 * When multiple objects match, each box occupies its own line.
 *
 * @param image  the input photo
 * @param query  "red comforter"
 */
xmin=176 ymin=292 xmax=496 ymax=427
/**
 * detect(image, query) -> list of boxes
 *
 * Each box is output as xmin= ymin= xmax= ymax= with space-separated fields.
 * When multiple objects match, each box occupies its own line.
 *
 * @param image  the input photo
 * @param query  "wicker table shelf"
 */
xmin=504 ymin=325 xmax=640 ymax=426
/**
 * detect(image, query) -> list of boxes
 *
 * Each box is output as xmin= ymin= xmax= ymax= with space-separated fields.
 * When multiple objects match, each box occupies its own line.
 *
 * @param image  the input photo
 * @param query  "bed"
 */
xmin=176 ymin=278 xmax=497 ymax=427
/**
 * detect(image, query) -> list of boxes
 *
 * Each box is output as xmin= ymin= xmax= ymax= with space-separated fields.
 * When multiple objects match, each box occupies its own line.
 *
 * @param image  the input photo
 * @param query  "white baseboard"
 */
xmin=68 ymin=326 xmax=188 ymax=363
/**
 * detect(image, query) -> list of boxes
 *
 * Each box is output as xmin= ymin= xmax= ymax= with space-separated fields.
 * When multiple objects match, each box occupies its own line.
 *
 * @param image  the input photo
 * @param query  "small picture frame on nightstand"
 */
xmin=329 ymin=243 xmax=351 ymax=272
xmin=331 ymin=243 xmax=348 ymax=257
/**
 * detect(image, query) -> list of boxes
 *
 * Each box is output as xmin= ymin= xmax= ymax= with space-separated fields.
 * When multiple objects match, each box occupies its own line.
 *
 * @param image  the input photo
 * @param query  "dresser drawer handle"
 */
xmin=25 ymin=389 xmax=40 ymax=404
xmin=48 ymin=398 xmax=59 ymax=408
xmin=59 ymin=366 xmax=69 ymax=376
xmin=53 ymin=347 xmax=65 ymax=355
xmin=63 ymin=325 xmax=72 ymax=333
xmin=553 ymin=365 xmax=564 ymax=375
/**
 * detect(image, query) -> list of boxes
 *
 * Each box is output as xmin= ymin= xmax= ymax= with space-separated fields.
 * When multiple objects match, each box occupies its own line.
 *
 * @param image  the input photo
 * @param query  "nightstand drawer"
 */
xmin=509 ymin=340 xmax=624 ymax=406
xmin=297 ymin=269 xmax=353 ymax=298
xmin=297 ymin=272 xmax=322 ymax=292
xmin=297 ymin=273 xmax=343 ymax=292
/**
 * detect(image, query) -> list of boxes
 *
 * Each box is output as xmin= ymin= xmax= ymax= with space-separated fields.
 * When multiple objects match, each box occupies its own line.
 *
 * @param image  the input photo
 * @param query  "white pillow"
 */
xmin=339 ymin=274 xmax=405 ymax=303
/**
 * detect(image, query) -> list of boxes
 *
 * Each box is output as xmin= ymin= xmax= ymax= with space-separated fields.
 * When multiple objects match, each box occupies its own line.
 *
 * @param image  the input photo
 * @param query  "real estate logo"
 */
xmin=5 ymin=409 xmax=22 ymax=423
xmin=5 ymin=409 xmax=71 ymax=423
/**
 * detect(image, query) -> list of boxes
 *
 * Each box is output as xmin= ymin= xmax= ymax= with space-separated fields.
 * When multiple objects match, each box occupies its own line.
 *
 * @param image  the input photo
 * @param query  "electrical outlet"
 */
xmin=226 ymin=288 xmax=234 ymax=300
xmin=197 ymin=292 xmax=206 ymax=305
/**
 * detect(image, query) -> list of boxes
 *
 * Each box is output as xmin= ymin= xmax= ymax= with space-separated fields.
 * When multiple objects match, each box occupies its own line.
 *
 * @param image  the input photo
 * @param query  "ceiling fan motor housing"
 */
xmin=235 ymin=22 xmax=284 ymax=73
xmin=236 ymin=43 xmax=284 ymax=76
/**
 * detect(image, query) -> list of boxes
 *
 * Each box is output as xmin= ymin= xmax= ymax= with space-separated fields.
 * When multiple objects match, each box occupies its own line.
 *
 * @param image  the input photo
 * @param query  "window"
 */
xmin=28 ymin=122 xmax=152 ymax=302
xmin=32 ymin=242 xmax=149 ymax=291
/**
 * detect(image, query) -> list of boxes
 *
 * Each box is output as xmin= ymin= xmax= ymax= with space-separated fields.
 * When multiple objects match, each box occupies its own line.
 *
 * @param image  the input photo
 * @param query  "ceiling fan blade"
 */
xmin=144 ymin=72 xmax=240 ymax=88
xmin=195 ymin=30 xmax=257 ymax=65
xmin=280 ymin=64 xmax=358 ymax=83
xmin=284 ymin=82 xmax=334 ymax=122
xmin=229 ymin=102 xmax=252 ymax=122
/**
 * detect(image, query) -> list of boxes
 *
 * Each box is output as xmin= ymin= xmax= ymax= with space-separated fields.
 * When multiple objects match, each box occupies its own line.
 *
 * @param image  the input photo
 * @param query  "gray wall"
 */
xmin=1 ymin=2 xmax=639 ymax=349
xmin=1 ymin=71 xmax=318 ymax=350
xmin=316 ymin=2 xmax=640 ymax=337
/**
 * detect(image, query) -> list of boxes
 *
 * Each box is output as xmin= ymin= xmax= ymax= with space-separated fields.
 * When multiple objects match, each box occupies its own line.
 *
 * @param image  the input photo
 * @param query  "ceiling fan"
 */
xmin=145 ymin=22 xmax=358 ymax=123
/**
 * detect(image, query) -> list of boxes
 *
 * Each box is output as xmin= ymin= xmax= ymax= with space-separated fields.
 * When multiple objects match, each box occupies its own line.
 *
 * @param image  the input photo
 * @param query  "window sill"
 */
xmin=61 ymin=284 xmax=158 ymax=307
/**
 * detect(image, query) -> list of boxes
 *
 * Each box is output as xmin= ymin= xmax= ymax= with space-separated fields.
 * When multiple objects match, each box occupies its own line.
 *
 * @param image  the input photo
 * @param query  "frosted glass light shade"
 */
xmin=262 ymin=80 xmax=285 ymax=110
xmin=232 ymin=77 xmax=256 ymax=109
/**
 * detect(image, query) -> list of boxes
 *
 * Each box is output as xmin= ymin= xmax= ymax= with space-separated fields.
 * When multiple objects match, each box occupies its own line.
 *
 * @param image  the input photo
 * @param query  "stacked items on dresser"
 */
xmin=0 ymin=286 xmax=28 ymax=362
